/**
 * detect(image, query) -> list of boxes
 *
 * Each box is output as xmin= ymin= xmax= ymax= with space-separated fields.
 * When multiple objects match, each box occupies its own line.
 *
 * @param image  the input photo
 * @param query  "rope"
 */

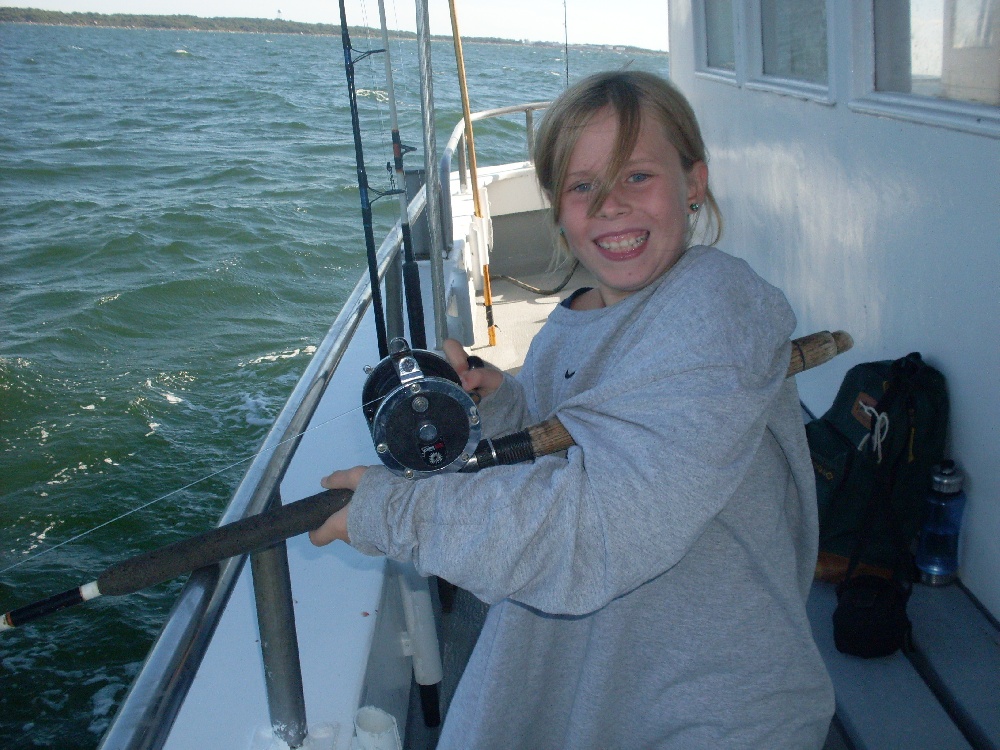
xmin=858 ymin=403 xmax=890 ymax=463
xmin=496 ymin=259 xmax=580 ymax=296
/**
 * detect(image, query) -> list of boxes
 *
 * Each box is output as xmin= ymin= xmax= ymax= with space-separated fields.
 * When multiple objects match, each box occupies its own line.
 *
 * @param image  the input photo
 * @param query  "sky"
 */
xmin=10 ymin=0 xmax=671 ymax=51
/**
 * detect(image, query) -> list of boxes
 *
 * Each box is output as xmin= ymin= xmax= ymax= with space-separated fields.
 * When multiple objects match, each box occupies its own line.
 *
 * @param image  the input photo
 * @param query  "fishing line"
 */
xmin=387 ymin=0 xmax=412 ymax=104
xmin=0 ymin=398 xmax=376 ymax=578
xmin=357 ymin=0 xmax=395 ymax=183
xmin=358 ymin=0 xmax=416 ymax=202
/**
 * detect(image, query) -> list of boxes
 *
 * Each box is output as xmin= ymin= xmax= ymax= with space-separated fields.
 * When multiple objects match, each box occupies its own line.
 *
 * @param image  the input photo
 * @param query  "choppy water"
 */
xmin=0 ymin=21 xmax=666 ymax=747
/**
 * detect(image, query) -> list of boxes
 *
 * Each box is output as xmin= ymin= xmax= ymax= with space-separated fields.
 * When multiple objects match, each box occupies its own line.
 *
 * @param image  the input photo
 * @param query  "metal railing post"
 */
xmin=458 ymin=133 xmax=468 ymax=192
xmin=525 ymin=109 xmax=535 ymax=158
xmin=251 ymin=495 xmax=308 ymax=748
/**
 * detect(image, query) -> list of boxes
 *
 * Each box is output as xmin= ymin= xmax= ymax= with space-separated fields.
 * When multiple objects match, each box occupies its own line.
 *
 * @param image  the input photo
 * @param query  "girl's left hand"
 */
xmin=308 ymin=465 xmax=369 ymax=546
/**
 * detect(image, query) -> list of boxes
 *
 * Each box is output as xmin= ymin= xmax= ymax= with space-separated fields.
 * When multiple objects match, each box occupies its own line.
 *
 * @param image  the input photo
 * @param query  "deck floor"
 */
xmin=467 ymin=263 xmax=595 ymax=374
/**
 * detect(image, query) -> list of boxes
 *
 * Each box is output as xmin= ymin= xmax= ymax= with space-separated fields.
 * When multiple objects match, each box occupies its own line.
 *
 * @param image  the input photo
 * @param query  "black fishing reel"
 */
xmin=362 ymin=338 xmax=481 ymax=479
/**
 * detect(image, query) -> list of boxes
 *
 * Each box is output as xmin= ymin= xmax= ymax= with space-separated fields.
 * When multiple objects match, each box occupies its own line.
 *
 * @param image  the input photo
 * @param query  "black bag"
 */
xmin=807 ymin=353 xmax=949 ymax=578
xmin=833 ymin=574 xmax=912 ymax=658
xmin=806 ymin=353 xmax=948 ymax=658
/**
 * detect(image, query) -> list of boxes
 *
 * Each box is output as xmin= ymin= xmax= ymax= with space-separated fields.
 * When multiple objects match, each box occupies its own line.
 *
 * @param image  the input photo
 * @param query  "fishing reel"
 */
xmin=362 ymin=338 xmax=481 ymax=479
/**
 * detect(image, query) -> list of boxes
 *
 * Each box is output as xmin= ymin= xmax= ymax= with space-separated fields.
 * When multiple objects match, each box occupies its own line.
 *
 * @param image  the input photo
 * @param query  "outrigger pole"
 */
xmin=447 ymin=0 xmax=498 ymax=346
xmin=377 ymin=0 xmax=427 ymax=350
xmin=1 ymin=331 xmax=851 ymax=633
xmin=339 ymin=0 xmax=390 ymax=359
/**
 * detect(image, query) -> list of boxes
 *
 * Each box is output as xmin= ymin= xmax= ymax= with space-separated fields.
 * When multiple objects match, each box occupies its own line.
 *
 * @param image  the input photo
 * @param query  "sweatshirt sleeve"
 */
xmin=347 ymin=253 xmax=797 ymax=615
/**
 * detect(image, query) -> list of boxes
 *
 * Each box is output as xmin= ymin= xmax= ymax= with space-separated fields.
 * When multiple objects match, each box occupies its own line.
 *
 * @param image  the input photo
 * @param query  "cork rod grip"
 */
xmin=788 ymin=330 xmax=853 ymax=379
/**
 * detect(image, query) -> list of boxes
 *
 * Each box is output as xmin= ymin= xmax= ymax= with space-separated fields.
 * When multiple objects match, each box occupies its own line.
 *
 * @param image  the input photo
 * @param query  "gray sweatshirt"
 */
xmin=348 ymin=245 xmax=835 ymax=748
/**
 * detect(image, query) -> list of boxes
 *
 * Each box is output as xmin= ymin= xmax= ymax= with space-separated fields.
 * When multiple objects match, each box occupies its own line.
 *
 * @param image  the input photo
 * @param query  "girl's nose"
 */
xmin=596 ymin=185 xmax=629 ymax=218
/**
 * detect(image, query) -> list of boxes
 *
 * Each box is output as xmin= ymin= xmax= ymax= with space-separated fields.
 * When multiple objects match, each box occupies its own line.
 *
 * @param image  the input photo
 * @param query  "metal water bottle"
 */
xmin=915 ymin=460 xmax=967 ymax=586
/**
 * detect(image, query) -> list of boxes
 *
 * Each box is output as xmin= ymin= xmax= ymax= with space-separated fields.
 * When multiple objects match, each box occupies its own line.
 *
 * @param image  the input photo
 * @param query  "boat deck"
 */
xmin=466 ymin=264 xmax=595 ymax=373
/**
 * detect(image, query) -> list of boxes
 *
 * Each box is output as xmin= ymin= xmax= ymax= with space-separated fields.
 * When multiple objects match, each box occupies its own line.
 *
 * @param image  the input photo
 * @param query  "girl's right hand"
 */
xmin=443 ymin=339 xmax=503 ymax=401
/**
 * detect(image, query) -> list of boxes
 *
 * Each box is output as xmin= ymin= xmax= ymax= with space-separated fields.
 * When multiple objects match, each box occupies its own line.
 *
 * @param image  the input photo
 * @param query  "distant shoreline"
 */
xmin=0 ymin=7 xmax=667 ymax=56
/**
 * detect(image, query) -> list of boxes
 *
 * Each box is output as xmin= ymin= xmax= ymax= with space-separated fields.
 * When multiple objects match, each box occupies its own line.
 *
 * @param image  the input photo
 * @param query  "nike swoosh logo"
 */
xmin=564 ymin=369 xmax=576 ymax=379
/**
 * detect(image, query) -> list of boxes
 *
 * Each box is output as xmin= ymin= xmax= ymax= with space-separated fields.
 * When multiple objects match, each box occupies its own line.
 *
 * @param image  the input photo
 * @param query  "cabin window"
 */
xmin=854 ymin=0 xmax=1000 ymax=136
xmin=875 ymin=0 xmax=1000 ymax=107
xmin=760 ymin=0 xmax=829 ymax=84
xmin=694 ymin=0 xmax=832 ymax=101
xmin=705 ymin=0 xmax=736 ymax=71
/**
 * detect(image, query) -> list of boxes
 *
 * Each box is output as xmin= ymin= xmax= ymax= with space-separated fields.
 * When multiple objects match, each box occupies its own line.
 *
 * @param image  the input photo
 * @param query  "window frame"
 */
xmin=692 ymin=0 xmax=1000 ymax=135
xmin=693 ymin=0 xmax=741 ymax=83
xmin=847 ymin=0 xmax=1000 ymax=138
xmin=744 ymin=0 xmax=836 ymax=103
xmin=694 ymin=0 xmax=836 ymax=104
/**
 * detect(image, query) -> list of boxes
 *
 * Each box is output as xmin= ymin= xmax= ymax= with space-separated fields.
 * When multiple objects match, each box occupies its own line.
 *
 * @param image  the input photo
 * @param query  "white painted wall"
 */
xmin=670 ymin=2 xmax=1000 ymax=617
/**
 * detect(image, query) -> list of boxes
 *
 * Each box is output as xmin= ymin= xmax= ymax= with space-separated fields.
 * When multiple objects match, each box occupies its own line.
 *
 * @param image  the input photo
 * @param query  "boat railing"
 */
xmin=98 ymin=190 xmax=426 ymax=750
xmin=439 ymin=102 xmax=550 ymax=249
xmin=100 ymin=101 xmax=545 ymax=750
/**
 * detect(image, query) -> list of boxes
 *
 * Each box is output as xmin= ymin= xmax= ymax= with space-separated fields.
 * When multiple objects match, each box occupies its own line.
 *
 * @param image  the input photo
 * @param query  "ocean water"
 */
xmin=0 ymin=21 xmax=666 ymax=748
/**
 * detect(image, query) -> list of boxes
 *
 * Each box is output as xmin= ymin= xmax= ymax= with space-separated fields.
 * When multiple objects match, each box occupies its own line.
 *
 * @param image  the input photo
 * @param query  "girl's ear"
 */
xmin=686 ymin=161 xmax=708 ymax=206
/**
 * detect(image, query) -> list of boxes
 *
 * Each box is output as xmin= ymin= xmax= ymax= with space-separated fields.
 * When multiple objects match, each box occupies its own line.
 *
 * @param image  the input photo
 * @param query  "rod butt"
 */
xmin=1 ymin=582 xmax=101 ymax=632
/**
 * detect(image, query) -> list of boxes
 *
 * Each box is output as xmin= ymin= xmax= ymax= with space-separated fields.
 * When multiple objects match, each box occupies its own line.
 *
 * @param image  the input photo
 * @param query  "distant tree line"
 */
xmin=0 ymin=7 xmax=664 ymax=54
xmin=0 ymin=7 xmax=377 ymax=36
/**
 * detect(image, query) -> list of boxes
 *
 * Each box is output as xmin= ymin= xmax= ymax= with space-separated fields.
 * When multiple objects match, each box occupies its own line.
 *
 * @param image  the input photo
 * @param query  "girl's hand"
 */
xmin=443 ymin=338 xmax=503 ymax=400
xmin=308 ymin=465 xmax=369 ymax=546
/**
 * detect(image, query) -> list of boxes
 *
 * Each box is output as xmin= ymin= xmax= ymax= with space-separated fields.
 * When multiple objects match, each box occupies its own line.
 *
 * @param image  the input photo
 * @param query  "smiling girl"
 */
xmin=312 ymin=71 xmax=834 ymax=748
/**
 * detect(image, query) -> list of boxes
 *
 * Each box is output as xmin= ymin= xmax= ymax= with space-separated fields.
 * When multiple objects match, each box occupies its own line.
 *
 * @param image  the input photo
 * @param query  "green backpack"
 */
xmin=806 ymin=353 xmax=949 ymax=579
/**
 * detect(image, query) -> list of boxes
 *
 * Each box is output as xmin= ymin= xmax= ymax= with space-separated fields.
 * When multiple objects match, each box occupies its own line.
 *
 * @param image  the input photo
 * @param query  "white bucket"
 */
xmin=354 ymin=706 xmax=401 ymax=750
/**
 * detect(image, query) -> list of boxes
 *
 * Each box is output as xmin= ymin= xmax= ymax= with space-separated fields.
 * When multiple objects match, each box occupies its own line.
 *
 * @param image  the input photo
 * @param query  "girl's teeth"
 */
xmin=598 ymin=233 xmax=648 ymax=251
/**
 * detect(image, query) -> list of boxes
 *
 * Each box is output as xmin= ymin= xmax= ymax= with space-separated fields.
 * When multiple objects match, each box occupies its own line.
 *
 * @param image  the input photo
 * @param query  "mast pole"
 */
xmin=377 ymin=0 xmax=427 ymax=350
xmin=447 ymin=0 xmax=497 ymax=346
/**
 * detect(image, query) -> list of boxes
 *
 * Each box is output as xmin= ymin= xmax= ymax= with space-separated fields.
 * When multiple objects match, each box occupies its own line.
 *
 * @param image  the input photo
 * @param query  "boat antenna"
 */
xmin=377 ymin=0 xmax=427 ymax=349
xmin=339 ymin=0 xmax=390 ymax=359
xmin=447 ymin=0 xmax=498 ymax=347
xmin=563 ymin=0 xmax=570 ymax=86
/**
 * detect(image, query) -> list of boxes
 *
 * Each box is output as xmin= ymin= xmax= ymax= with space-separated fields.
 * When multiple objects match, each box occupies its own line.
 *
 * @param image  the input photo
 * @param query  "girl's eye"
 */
xmin=627 ymin=173 xmax=651 ymax=184
xmin=569 ymin=182 xmax=593 ymax=194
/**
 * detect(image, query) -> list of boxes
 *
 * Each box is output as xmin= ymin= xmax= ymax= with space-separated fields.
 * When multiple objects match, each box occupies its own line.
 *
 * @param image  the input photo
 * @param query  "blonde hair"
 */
xmin=534 ymin=70 xmax=722 ymax=250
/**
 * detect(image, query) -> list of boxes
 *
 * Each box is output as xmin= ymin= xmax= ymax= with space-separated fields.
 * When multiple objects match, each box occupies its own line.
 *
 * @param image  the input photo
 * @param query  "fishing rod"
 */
xmin=1 ymin=330 xmax=851 ymax=633
xmin=448 ymin=0 xmax=498 ymax=347
xmin=376 ymin=0 xmax=427 ymax=350
xmin=339 ymin=0 xmax=391 ymax=359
